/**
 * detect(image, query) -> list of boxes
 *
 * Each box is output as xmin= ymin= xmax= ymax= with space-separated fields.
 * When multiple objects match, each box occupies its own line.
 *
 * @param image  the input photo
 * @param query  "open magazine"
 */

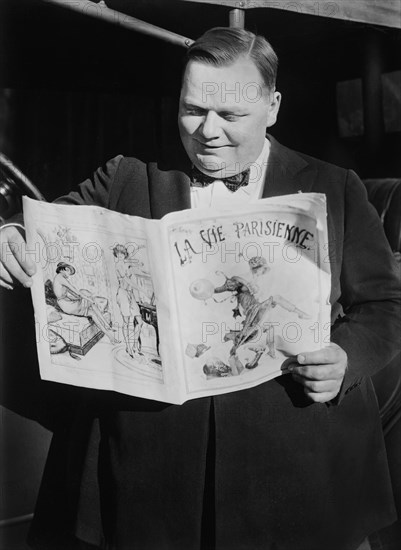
xmin=23 ymin=193 xmax=331 ymax=404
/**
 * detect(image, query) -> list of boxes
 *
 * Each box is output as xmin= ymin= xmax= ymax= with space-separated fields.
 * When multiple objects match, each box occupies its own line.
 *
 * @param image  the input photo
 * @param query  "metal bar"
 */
xmin=41 ymin=0 xmax=194 ymax=48
xmin=0 ymin=152 xmax=46 ymax=201
xmin=182 ymin=0 xmax=401 ymax=29
xmin=229 ymin=8 xmax=245 ymax=28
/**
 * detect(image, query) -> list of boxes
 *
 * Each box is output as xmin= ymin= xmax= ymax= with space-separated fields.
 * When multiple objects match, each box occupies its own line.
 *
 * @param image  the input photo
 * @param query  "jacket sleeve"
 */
xmin=54 ymin=155 xmax=123 ymax=207
xmin=330 ymin=170 xmax=401 ymax=402
xmin=0 ymin=156 xmax=124 ymax=229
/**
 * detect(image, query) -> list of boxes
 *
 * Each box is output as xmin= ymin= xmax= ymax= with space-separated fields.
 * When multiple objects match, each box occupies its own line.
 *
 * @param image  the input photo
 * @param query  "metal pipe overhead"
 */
xmin=42 ymin=0 xmax=194 ymax=48
xmin=184 ymin=0 xmax=401 ymax=29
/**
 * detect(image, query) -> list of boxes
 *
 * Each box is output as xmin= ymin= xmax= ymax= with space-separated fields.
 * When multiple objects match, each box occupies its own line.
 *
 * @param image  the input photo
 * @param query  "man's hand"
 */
xmin=288 ymin=343 xmax=348 ymax=403
xmin=0 ymin=226 xmax=36 ymax=289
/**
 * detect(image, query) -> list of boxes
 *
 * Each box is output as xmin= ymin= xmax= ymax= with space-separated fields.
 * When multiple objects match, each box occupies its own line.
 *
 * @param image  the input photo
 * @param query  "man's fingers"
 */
xmin=0 ymin=278 xmax=14 ymax=290
xmin=291 ymin=374 xmax=339 ymax=393
xmin=0 ymin=227 xmax=36 ymax=285
xmin=10 ymin=232 xmax=37 ymax=275
xmin=287 ymin=343 xmax=348 ymax=402
xmin=291 ymin=372 xmax=342 ymax=403
xmin=0 ymin=262 xmax=15 ymax=286
xmin=290 ymin=363 xmax=341 ymax=381
xmin=0 ymin=253 xmax=33 ymax=287
xmin=297 ymin=344 xmax=343 ymax=366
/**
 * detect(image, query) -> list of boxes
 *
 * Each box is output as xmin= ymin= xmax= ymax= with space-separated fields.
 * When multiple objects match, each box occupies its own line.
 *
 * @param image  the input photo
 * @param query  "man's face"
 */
xmin=178 ymin=57 xmax=281 ymax=177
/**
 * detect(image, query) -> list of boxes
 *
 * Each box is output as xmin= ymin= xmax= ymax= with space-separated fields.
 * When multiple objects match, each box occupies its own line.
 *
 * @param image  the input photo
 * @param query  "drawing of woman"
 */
xmin=113 ymin=245 xmax=144 ymax=359
xmin=52 ymin=262 xmax=119 ymax=344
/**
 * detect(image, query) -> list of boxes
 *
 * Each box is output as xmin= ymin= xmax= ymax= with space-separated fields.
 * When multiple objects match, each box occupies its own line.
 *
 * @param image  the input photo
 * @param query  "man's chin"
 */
xmin=194 ymin=154 xmax=231 ymax=177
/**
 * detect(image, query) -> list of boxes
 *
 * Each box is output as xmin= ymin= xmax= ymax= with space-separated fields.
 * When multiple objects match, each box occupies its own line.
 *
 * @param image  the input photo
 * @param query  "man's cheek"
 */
xmin=180 ymin=115 xmax=195 ymax=128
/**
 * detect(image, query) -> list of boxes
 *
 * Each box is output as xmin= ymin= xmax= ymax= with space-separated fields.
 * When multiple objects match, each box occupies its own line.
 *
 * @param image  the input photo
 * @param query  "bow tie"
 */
xmin=190 ymin=165 xmax=250 ymax=192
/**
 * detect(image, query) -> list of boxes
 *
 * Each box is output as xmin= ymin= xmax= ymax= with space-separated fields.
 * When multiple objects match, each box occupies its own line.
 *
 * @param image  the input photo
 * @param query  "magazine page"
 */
xmin=23 ymin=197 xmax=183 ymax=404
xmin=162 ymin=193 xmax=331 ymax=401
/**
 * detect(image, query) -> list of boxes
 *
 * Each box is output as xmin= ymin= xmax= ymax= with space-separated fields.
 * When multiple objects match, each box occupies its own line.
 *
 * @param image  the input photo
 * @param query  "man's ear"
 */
xmin=266 ymin=91 xmax=281 ymax=128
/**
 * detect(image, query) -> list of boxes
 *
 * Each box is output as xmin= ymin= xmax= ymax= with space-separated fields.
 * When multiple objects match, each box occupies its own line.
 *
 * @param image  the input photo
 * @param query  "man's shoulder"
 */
xmin=115 ymin=154 xmax=183 ymax=175
xmin=272 ymin=137 xmax=349 ymax=177
xmin=296 ymin=149 xmax=349 ymax=178
xmin=117 ymin=155 xmax=147 ymax=171
xmin=109 ymin=155 xmax=150 ymax=189
xmin=267 ymin=135 xmax=357 ymax=201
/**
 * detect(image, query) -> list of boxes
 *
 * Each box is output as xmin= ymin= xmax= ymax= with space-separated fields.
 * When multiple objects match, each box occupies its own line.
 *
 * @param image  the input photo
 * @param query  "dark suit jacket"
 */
xmin=27 ymin=136 xmax=400 ymax=550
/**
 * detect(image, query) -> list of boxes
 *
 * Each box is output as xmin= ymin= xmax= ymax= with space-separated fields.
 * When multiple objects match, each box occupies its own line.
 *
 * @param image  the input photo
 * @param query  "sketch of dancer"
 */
xmin=214 ymin=256 xmax=311 ymax=365
xmin=113 ymin=244 xmax=144 ymax=360
xmin=52 ymin=262 xmax=119 ymax=344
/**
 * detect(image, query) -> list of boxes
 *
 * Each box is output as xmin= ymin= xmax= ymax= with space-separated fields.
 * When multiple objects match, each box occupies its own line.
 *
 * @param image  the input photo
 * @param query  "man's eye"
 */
xmin=221 ymin=113 xmax=244 ymax=121
xmin=186 ymin=108 xmax=204 ymax=116
xmin=223 ymin=114 xmax=239 ymax=122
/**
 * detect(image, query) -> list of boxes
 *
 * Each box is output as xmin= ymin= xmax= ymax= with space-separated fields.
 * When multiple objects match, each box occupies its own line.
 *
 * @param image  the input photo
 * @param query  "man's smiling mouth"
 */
xmin=196 ymin=141 xmax=231 ymax=149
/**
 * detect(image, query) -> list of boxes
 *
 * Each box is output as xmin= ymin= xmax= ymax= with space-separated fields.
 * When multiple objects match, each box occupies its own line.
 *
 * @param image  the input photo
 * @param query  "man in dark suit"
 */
xmin=1 ymin=27 xmax=400 ymax=550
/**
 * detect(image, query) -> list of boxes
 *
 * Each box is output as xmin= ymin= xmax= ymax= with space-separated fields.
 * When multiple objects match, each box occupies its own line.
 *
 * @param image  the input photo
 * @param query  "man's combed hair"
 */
xmin=185 ymin=27 xmax=278 ymax=91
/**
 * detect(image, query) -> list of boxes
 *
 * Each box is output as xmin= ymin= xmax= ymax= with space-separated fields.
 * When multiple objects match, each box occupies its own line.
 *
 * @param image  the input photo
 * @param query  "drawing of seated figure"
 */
xmin=52 ymin=262 xmax=119 ymax=344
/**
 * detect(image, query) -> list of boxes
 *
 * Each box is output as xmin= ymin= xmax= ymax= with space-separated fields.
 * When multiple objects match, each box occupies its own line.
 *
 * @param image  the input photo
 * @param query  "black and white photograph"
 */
xmin=1 ymin=1 xmax=400 ymax=549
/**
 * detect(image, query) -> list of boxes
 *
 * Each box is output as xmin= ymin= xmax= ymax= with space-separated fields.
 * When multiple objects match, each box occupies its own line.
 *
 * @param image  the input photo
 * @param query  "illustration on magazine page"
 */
xmin=23 ymin=198 xmax=172 ymax=401
xmin=167 ymin=204 xmax=331 ymax=399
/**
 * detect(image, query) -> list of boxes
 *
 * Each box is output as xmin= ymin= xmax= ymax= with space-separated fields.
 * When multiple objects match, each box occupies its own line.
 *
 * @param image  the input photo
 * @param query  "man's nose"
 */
xmin=199 ymin=111 xmax=220 ymax=140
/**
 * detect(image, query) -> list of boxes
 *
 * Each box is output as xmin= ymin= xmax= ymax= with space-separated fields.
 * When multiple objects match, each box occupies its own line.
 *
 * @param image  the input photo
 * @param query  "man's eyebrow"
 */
xmin=182 ymin=101 xmax=205 ymax=110
xmin=182 ymin=101 xmax=247 ymax=116
xmin=218 ymin=108 xmax=247 ymax=116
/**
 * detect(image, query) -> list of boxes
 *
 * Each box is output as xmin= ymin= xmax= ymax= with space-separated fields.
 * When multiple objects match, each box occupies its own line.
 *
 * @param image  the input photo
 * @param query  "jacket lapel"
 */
xmin=262 ymin=135 xmax=317 ymax=198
